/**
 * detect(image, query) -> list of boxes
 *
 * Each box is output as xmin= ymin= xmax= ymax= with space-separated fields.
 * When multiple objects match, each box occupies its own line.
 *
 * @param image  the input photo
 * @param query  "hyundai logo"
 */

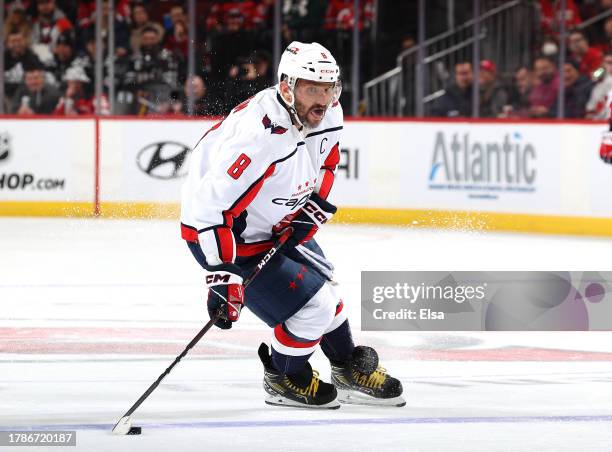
xmin=136 ymin=141 xmax=191 ymax=180
xmin=0 ymin=132 xmax=11 ymax=163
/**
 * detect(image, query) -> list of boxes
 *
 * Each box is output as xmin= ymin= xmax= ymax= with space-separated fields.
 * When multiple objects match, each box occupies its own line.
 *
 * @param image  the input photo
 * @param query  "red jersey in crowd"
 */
xmin=539 ymin=0 xmax=581 ymax=36
xmin=54 ymin=95 xmax=110 ymax=116
xmin=76 ymin=0 xmax=130 ymax=29
xmin=324 ymin=0 xmax=375 ymax=31
xmin=206 ymin=1 xmax=260 ymax=31
xmin=31 ymin=8 xmax=73 ymax=48
xmin=574 ymin=47 xmax=604 ymax=77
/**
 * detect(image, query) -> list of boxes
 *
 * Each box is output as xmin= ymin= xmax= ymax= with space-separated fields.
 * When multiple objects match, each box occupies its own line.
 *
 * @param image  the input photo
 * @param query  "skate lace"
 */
xmin=285 ymin=370 xmax=320 ymax=397
xmin=352 ymin=366 xmax=387 ymax=390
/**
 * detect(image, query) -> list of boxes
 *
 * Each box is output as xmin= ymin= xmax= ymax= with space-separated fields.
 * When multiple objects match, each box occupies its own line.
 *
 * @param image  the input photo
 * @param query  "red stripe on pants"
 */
xmin=274 ymin=324 xmax=321 ymax=349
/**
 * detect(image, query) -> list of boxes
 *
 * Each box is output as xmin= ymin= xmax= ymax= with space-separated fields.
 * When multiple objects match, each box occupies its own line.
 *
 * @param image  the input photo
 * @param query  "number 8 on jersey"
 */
xmin=227 ymin=153 xmax=252 ymax=180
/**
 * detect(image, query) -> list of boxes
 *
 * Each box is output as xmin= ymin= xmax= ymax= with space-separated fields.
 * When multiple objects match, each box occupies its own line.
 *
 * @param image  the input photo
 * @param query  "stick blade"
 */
xmin=112 ymin=415 xmax=133 ymax=435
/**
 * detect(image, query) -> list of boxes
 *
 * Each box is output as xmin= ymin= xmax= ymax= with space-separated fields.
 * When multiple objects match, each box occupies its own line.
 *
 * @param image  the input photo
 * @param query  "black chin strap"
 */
xmin=276 ymin=91 xmax=303 ymax=131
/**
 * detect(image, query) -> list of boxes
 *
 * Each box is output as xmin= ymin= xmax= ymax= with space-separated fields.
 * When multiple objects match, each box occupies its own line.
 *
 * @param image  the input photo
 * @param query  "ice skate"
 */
xmin=258 ymin=343 xmax=340 ymax=409
xmin=331 ymin=346 xmax=405 ymax=407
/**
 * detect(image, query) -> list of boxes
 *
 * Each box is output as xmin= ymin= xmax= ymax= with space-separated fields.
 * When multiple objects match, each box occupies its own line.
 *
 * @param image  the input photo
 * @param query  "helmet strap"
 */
xmin=279 ymin=77 xmax=305 ymax=131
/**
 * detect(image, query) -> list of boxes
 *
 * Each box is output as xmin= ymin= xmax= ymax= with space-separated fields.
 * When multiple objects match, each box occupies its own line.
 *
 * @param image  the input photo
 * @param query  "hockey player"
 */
xmin=598 ymin=52 xmax=612 ymax=163
xmin=180 ymin=42 xmax=404 ymax=408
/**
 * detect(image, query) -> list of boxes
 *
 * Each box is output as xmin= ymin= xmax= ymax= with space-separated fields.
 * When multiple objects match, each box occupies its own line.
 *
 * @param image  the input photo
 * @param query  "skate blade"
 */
xmin=337 ymin=389 xmax=406 ymax=407
xmin=265 ymin=395 xmax=341 ymax=410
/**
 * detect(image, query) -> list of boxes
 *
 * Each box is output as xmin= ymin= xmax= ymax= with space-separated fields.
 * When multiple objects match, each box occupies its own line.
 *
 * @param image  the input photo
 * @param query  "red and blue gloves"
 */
xmin=205 ymin=264 xmax=244 ymax=329
xmin=273 ymin=192 xmax=337 ymax=251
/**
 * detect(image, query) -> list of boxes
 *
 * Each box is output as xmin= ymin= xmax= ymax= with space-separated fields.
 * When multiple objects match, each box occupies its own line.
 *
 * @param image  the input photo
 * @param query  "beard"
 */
xmin=141 ymin=44 xmax=160 ymax=56
xmin=539 ymin=73 xmax=554 ymax=84
xmin=295 ymin=98 xmax=327 ymax=129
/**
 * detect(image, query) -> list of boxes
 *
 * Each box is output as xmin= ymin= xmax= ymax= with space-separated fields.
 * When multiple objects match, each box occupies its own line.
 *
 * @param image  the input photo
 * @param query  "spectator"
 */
xmin=206 ymin=1 xmax=257 ymax=32
xmin=324 ymin=0 xmax=375 ymax=31
xmin=586 ymin=51 xmax=612 ymax=119
xmin=71 ymin=29 xmax=100 ymax=95
xmin=3 ymin=3 xmax=31 ymax=41
xmin=596 ymin=16 xmax=612 ymax=55
xmin=478 ymin=59 xmax=508 ymax=117
xmin=252 ymin=0 xmax=275 ymax=31
xmin=283 ymin=0 xmax=326 ymax=42
xmin=224 ymin=56 xmax=267 ymax=111
xmin=163 ymin=19 xmax=188 ymax=60
xmin=54 ymin=66 xmax=109 ymax=115
xmin=11 ymin=60 xmax=61 ymax=114
xmin=539 ymin=0 xmax=582 ymax=38
xmin=551 ymin=59 xmax=593 ymax=118
xmin=568 ymin=30 xmax=603 ymax=78
xmin=175 ymin=75 xmax=221 ymax=116
xmin=506 ymin=66 xmax=533 ymax=118
xmin=528 ymin=56 xmax=559 ymax=117
xmin=30 ymin=0 xmax=73 ymax=50
xmin=400 ymin=36 xmax=416 ymax=52
xmin=123 ymin=25 xmax=182 ymax=114
xmin=209 ymin=8 xmax=255 ymax=85
xmin=76 ymin=0 xmax=130 ymax=30
xmin=432 ymin=61 xmax=473 ymax=117
xmin=72 ymin=27 xmax=130 ymax=100
xmin=253 ymin=50 xmax=273 ymax=85
xmin=164 ymin=5 xmax=187 ymax=35
xmin=4 ymin=29 xmax=44 ymax=102
xmin=129 ymin=2 xmax=165 ymax=56
xmin=98 ymin=0 xmax=130 ymax=58
xmin=47 ymin=30 xmax=75 ymax=90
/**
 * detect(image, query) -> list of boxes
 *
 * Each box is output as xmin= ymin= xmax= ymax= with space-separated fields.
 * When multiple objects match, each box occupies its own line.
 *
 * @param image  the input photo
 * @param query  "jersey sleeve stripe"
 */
xmin=323 ymin=142 xmax=340 ymax=169
xmin=180 ymin=223 xmax=199 ymax=242
xmin=317 ymin=142 xmax=340 ymax=199
xmin=215 ymin=227 xmax=235 ymax=263
xmin=335 ymin=300 xmax=344 ymax=316
xmin=236 ymin=241 xmax=275 ymax=256
xmin=317 ymin=169 xmax=335 ymax=200
xmin=182 ymin=222 xmax=274 ymax=257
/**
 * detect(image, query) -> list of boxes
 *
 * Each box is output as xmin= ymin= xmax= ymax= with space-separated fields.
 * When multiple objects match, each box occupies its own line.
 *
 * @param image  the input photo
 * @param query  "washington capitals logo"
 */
xmin=262 ymin=115 xmax=287 ymax=135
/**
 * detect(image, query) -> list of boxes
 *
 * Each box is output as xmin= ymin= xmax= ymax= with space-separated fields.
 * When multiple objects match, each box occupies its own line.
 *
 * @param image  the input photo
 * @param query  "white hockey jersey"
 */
xmin=180 ymin=87 xmax=343 ymax=266
xmin=586 ymin=75 xmax=612 ymax=119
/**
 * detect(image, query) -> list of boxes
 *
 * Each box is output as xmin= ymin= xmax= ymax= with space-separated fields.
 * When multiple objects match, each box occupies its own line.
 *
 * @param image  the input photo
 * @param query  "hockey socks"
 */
xmin=271 ymin=346 xmax=313 ymax=376
xmin=320 ymin=319 xmax=355 ymax=363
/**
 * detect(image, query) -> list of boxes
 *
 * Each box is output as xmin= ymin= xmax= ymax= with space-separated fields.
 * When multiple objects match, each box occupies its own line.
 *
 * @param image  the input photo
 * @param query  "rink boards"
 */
xmin=0 ymin=116 xmax=611 ymax=235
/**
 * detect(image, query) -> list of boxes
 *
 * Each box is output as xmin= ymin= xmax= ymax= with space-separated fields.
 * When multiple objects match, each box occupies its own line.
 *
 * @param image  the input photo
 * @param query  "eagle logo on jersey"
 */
xmin=262 ymin=115 xmax=288 ymax=135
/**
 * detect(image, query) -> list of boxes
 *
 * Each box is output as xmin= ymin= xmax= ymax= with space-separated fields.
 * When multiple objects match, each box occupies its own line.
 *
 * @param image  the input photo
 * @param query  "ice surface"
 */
xmin=2 ymin=218 xmax=612 ymax=452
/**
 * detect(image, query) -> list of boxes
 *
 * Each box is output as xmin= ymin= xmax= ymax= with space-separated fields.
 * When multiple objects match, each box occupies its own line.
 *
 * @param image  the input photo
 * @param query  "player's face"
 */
xmin=293 ymin=80 xmax=335 ymax=128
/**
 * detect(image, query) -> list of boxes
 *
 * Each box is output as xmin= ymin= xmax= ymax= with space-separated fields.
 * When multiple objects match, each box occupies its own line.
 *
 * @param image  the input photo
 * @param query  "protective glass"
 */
xmin=297 ymin=81 xmax=342 ymax=105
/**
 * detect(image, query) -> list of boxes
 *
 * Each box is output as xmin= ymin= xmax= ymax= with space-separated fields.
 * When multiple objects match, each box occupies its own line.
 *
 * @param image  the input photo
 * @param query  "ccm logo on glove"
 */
xmin=206 ymin=274 xmax=232 ymax=284
xmin=303 ymin=201 xmax=329 ymax=224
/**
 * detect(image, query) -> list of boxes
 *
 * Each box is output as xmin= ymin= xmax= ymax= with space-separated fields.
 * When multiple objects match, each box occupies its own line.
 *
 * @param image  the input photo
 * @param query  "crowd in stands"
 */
xmin=433 ymin=0 xmax=612 ymax=119
xmin=2 ymin=0 xmax=373 ymax=116
xmin=3 ymin=0 xmax=612 ymax=119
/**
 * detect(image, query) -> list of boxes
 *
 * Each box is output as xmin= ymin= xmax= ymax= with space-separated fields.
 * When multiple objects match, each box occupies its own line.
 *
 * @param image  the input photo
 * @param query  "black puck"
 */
xmin=128 ymin=426 xmax=142 ymax=435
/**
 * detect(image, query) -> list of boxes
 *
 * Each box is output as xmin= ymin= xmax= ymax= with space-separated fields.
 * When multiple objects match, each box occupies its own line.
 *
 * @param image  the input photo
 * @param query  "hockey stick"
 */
xmin=112 ymin=227 xmax=294 ymax=435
